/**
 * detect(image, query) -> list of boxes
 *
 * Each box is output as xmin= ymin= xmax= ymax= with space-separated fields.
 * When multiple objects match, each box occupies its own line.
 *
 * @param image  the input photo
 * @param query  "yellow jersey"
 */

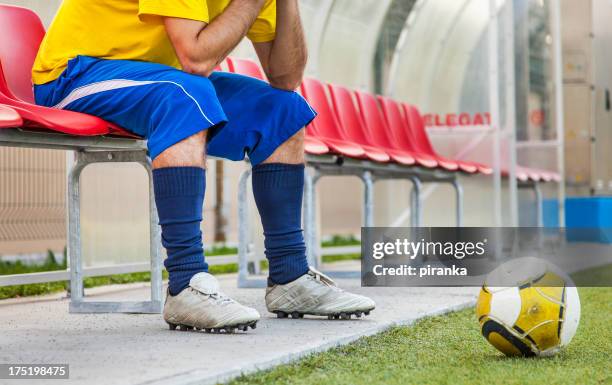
xmin=32 ymin=0 xmax=276 ymax=85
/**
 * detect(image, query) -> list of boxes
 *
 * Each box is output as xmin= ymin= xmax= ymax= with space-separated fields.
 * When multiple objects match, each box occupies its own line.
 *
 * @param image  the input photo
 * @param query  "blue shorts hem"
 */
xmin=247 ymin=108 xmax=317 ymax=166
xmin=148 ymin=115 xmax=227 ymax=160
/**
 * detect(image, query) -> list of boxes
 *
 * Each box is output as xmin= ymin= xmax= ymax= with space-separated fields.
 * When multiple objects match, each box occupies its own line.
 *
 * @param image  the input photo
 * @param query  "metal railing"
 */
xmin=0 ymin=245 xmax=361 ymax=288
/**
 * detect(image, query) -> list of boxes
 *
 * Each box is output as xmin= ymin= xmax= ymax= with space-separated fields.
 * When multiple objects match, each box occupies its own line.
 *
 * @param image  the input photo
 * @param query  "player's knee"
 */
xmin=153 ymin=130 xmax=208 ymax=169
xmin=266 ymin=90 xmax=309 ymax=163
xmin=281 ymin=128 xmax=305 ymax=153
xmin=264 ymin=128 xmax=305 ymax=165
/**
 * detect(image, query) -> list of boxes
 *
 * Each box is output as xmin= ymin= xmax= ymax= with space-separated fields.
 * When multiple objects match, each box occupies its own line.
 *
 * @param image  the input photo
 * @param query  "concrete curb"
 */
xmin=141 ymin=298 xmax=477 ymax=385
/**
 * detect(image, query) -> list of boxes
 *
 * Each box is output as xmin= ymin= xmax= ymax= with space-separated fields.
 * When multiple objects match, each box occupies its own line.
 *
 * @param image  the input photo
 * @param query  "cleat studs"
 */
xmin=276 ymin=311 xmax=288 ymax=319
xmin=168 ymin=323 xmax=178 ymax=330
xmin=355 ymin=312 xmax=362 ymax=318
xmin=250 ymin=323 xmax=257 ymax=330
xmin=179 ymin=325 xmax=191 ymax=331
xmin=205 ymin=328 xmax=211 ymax=333
xmin=340 ymin=313 xmax=350 ymax=320
xmin=364 ymin=311 xmax=370 ymax=316
xmin=328 ymin=315 xmax=334 ymax=320
xmin=291 ymin=312 xmax=300 ymax=319
xmin=242 ymin=326 xmax=248 ymax=332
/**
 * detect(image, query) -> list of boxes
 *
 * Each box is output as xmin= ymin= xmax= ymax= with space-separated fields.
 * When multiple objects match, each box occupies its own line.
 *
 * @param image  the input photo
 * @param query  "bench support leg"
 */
xmin=360 ymin=171 xmax=374 ymax=228
xmin=303 ymin=168 xmax=316 ymax=268
xmin=237 ymin=168 xmax=266 ymax=288
xmin=409 ymin=176 xmax=423 ymax=227
xmin=451 ymin=177 xmax=464 ymax=227
xmin=68 ymin=150 xmax=163 ymax=314
xmin=237 ymin=165 xmax=325 ymax=286
xmin=533 ymin=182 xmax=543 ymax=227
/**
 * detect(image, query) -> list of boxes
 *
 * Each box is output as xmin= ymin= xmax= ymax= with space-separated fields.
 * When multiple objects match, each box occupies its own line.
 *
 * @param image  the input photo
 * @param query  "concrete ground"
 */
xmin=0 ymin=261 xmax=478 ymax=385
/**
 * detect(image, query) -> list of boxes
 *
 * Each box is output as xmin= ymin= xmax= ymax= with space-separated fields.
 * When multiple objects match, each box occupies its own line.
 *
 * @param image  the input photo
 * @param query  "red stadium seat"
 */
xmin=377 ymin=96 xmax=439 ymax=169
xmin=225 ymin=57 xmax=266 ymax=81
xmin=403 ymin=103 xmax=493 ymax=175
xmin=225 ymin=57 xmax=329 ymax=155
xmin=0 ymin=91 xmax=111 ymax=136
xmin=0 ymin=4 xmax=136 ymax=138
xmin=0 ymin=4 xmax=43 ymax=103
xmin=353 ymin=90 xmax=420 ymax=166
xmin=0 ymin=104 xmax=21 ymax=128
xmin=502 ymin=165 xmax=559 ymax=183
xmin=300 ymin=78 xmax=367 ymax=159
xmin=302 ymin=136 xmax=331 ymax=155
xmin=502 ymin=166 xmax=530 ymax=182
xmin=327 ymin=84 xmax=390 ymax=163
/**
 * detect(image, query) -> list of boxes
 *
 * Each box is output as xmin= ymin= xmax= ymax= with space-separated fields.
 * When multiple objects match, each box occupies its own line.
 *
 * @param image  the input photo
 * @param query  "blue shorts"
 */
xmin=34 ymin=56 xmax=317 ymax=164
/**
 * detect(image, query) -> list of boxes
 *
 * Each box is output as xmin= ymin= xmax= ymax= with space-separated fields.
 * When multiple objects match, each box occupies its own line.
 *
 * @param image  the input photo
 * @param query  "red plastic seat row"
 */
xmin=353 ymin=90 xmax=419 ymax=166
xmin=0 ymin=4 xmax=137 ymax=138
xmin=400 ymin=105 xmax=559 ymax=181
xmin=402 ymin=104 xmax=493 ymax=175
xmin=308 ymin=79 xmax=486 ymax=174
xmin=502 ymin=166 xmax=561 ymax=183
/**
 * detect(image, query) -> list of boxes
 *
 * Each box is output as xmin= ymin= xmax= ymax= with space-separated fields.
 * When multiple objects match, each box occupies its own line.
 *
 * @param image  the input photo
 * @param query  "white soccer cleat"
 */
xmin=265 ymin=268 xmax=375 ymax=320
xmin=163 ymin=272 xmax=260 ymax=333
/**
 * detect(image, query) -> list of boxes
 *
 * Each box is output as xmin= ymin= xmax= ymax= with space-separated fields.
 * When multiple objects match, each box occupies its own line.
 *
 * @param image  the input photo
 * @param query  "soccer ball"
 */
xmin=476 ymin=257 xmax=580 ymax=357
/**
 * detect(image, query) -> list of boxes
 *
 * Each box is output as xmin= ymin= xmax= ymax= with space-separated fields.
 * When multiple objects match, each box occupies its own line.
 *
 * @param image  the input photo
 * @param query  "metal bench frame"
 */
xmin=0 ymin=128 xmax=163 ymax=314
xmin=236 ymin=154 xmax=463 ymax=288
xmin=1 ymin=128 xmax=471 ymax=294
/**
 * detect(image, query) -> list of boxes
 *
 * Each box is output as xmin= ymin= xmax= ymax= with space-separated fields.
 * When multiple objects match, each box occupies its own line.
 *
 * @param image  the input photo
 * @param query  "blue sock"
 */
xmin=252 ymin=163 xmax=309 ymax=285
xmin=153 ymin=167 xmax=208 ymax=296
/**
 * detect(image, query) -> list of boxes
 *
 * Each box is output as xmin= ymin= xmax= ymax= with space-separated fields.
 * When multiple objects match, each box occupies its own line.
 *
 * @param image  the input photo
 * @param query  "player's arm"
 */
xmin=164 ymin=0 xmax=266 ymax=77
xmin=253 ymin=0 xmax=307 ymax=91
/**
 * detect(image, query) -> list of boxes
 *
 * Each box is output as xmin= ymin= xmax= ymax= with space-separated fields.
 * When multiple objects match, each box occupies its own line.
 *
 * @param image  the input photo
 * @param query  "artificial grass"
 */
xmin=230 ymin=287 xmax=611 ymax=385
xmin=322 ymin=235 xmax=360 ymax=247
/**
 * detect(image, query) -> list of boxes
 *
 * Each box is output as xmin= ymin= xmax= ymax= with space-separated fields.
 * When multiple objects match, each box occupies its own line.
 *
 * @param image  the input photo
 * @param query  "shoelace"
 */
xmin=193 ymin=288 xmax=234 ymax=305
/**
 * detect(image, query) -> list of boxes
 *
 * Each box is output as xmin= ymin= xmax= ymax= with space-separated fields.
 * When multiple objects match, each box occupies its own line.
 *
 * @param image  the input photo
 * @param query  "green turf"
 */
xmin=321 ymin=235 xmax=360 ymax=247
xmin=230 ymin=287 xmax=611 ymax=385
xmin=570 ymin=263 xmax=612 ymax=287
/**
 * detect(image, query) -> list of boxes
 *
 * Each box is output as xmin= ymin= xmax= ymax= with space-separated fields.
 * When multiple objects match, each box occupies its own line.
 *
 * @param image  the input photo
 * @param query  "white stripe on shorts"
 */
xmin=52 ymin=79 xmax=215 ymax=125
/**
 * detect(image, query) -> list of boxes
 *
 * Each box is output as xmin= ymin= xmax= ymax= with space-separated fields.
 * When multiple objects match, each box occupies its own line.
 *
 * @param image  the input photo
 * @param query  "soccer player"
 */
xmin=33 ymin=0 xmax=375 ymax=332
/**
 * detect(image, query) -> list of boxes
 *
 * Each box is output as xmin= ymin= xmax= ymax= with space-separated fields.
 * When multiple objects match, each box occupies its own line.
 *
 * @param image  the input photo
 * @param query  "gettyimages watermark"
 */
xmin=361 ymin=227 xmax=612 ymax=287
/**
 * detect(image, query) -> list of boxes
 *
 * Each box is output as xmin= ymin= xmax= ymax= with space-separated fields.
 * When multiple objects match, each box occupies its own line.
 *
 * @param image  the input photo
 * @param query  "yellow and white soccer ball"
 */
xmin=476 ymin=257 xmax=580 ymax=357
